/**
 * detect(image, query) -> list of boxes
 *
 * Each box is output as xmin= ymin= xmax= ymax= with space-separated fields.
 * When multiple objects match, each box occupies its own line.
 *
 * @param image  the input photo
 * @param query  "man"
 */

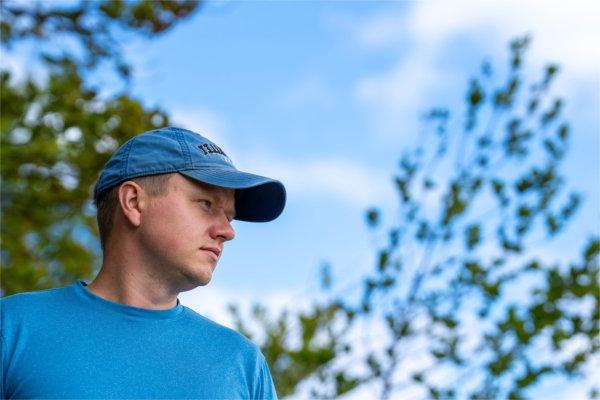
xmin=1 ymin=127 xmax=286 ymax=399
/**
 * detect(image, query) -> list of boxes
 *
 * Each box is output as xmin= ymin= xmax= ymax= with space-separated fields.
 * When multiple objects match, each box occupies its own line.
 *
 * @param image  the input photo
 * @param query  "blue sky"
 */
xmin=3 ymin=0 xmax=599 ymax=398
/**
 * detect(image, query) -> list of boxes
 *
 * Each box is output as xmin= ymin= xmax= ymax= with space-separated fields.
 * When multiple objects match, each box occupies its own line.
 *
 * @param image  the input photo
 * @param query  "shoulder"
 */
xmin=1 ymin=285 xmax=72 ymax=325
xmin=1 ymin=285 xmax=68 ymax=310
xmin=181 ymin=306 xmax=261 ymax=355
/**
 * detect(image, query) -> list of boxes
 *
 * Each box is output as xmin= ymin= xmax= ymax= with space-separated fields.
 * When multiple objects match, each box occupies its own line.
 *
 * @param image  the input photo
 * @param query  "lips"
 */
xmin=201 ymin=246 xmax=221 ymax=261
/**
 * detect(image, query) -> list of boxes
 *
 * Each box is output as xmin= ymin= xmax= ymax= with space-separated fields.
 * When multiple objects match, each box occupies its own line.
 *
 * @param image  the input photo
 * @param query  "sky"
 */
xmin=3 ymin=0 xmax=599 ymax=398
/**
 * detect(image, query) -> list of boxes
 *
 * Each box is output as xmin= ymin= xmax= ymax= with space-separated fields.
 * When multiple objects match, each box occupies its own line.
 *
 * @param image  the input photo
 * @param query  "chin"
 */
xmin=177 ymin=267 xmax=213 ymax=290
xmin=194 ymin=274 xmax=212 ymax=287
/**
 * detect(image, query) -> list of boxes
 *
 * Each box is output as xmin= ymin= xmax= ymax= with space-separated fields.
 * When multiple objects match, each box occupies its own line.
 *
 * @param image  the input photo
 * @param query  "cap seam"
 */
xmin=175 ymin=129 xmax=193 ymax=168
xmin=121 ymin=139 xmax=134 ymax=180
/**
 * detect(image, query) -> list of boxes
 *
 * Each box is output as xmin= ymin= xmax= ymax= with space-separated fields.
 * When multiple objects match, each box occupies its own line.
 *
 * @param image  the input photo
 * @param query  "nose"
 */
xmin=210 ymin=212 xmax=235 ymax=242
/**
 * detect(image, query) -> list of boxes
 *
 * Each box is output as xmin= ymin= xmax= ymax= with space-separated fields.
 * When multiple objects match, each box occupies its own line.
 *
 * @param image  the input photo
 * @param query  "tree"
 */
xmin=231 ymin=36 xmax=599 ymax=399
xmin=0 ymin=0 xmax=201 ymax=295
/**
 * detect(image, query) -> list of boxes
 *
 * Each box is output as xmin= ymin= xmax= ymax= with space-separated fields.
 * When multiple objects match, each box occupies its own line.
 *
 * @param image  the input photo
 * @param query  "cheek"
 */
xmin=142 ymin=204 xmax=206 ymax=251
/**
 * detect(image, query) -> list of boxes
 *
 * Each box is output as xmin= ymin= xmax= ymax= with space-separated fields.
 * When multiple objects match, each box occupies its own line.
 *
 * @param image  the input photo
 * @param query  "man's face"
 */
xmin=137 ymin=173 xmax=236 ymax=291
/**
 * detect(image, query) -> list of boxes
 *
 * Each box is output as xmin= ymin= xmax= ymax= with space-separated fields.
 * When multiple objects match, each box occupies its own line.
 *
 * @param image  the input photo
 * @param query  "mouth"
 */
xmin=201 ymin=247 xmax=221 ymax=261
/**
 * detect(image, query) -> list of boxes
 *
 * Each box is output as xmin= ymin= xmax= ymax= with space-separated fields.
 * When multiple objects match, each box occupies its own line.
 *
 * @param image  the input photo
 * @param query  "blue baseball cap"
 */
xmin=94 ymin=127 xmax=286 ymax=222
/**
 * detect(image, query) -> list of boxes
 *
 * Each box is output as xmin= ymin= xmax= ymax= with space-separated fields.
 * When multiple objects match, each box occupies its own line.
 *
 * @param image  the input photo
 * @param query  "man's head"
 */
xmin=92 ymin=127 xmax=286 ymax=288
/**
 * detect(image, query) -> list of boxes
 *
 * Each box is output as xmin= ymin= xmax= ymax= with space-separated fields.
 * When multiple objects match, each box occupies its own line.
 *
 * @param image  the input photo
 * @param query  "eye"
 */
xmin=197 ymin=199 xmax=212 ymax=209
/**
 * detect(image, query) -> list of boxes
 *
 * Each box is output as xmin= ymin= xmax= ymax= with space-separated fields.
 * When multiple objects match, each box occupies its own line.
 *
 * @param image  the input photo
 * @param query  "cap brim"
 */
xmin=179 ymin=168 xmax=286 ymax=222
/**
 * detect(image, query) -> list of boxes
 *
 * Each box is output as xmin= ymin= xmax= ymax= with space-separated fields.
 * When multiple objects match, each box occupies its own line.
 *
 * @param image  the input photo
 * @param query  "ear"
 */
xmin=117 ymin=181 xmax=148 ymax=227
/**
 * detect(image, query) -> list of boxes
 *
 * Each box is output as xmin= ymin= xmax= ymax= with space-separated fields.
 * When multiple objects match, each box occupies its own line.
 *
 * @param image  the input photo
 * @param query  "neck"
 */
xmin=87 ymin=250 xmax=179 ymax=311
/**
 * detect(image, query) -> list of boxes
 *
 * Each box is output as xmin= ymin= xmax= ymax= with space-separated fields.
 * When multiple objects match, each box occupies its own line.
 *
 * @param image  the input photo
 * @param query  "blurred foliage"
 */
xmin=0 ymin=0 xmax=201 ymax=295
xmin=0 ymin=0 xmax=199 ymax=78
xmin=0 ymin=60 xmax=169 ymax=294
xmin=231 ymin=36 xmax=599 ymax=398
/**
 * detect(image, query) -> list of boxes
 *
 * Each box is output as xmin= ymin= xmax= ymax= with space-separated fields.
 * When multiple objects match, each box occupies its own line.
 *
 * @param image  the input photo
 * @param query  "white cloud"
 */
xmin=360 ymin=0 xmax=600 ymax=74
xmin=242 ymin=153 xmax=395 ymax=209
xmin=355 ymin=45 xmax=444 ymax=137
xmin=415 ymin=0 xmax=599 ymax=78
xmin=352 ymin=0 xmax=600 ymax=136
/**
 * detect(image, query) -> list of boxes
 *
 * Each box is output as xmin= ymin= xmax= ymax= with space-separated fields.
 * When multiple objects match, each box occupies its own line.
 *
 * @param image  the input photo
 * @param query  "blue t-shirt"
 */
xmin=1 ymin=281 xmax=277 ymax=399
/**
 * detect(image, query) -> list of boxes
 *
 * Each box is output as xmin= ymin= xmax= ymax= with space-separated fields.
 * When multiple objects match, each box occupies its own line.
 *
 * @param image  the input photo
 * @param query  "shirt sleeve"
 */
xmin=253 ymin=355 xmax=278 ymax=400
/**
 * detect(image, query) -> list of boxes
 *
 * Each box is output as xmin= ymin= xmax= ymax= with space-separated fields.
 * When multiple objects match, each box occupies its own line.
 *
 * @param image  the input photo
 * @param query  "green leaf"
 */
xmin=465 ymin=224 xmax=481 ymax=250
xmin=366 ymin=207 xmax=380 ymax=227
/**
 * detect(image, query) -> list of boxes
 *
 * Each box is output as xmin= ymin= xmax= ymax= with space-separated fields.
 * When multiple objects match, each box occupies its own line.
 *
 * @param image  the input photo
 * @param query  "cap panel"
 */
xmin=94 ymin=139 xmax=133 ymax=197
xmin=125 ymin=131 xmax=185 ymax=176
